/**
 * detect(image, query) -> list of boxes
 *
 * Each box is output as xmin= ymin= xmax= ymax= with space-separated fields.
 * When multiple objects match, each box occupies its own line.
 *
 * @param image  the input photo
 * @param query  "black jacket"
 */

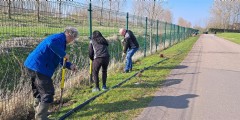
xmin=123 ymin=30 xmax=139 ymax=53
xmin=89 ymin=37 xmax=110 ymax=60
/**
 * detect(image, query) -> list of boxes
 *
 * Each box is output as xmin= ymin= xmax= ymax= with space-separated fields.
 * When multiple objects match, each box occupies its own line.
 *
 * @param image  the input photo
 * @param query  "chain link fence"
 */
xmin=0 ymin=1 xmax=197 ymax=119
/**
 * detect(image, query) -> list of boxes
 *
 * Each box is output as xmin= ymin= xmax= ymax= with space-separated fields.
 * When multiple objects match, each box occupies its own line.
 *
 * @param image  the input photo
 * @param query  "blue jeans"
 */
xmin=125 ymin=48 xmax=138 ymax=71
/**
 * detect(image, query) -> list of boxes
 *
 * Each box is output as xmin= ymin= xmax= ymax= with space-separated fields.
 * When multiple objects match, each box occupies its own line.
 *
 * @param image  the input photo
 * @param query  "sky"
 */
xmin=77 ymin=0 xmax=214 ymax=28
xmin=123 ymin=0 xmax=214 ymax=27
xmin=165 ymin=0 xmax=214 ymax=27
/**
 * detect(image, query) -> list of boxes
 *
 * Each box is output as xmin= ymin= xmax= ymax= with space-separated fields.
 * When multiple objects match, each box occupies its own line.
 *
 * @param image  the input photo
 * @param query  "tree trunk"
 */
xmin=108 ymin=0 xmax=111 ymax=27
xmin=37 ymin=0 xmax=40 ymax=22
xmin=59 ymin=0 xmax=62 ymax=24
xmin=21 ymin=0 xmax=24 ymax=12
xmin=150 ymin=0 xmax=156 ymax=54
xmin=115 ymin=2 xmax=119 ymax=23
xmin=100 ymin=1 xmax=103 ymax=26
xmin=8 ymin=0 xmax=11 ymax=19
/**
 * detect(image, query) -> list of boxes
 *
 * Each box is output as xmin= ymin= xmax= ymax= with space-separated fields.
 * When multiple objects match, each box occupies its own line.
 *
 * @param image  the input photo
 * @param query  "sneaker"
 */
xmin=92 ymin=87 xmax=100 ymax=92
xmin=102 ymin=85 xmax=108 ymax=90
xmin=123 ymin=70 xmax=130 ymax=73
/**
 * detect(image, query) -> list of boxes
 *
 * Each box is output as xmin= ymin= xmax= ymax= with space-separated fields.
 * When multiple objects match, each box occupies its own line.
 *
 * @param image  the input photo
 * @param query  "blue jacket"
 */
xmin=24 ymin=33 xmax=72 ymax=77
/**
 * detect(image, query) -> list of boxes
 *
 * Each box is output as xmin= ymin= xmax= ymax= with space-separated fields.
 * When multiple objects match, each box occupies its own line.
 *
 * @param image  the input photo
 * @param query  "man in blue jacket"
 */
xmin=24 ymin=27 xmax=78 ymax=120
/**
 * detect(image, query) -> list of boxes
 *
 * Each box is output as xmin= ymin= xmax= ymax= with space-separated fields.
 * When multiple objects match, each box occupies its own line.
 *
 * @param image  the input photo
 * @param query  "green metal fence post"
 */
xmin=88 ymin=2 xmax=92 ymax=37
xmin=169 ymin=23 xmax=172 ymax=47
xmin=183 ymin=27 xmax=186 ymax=40
xmin=173 ymin=24 xmax=175 ymax=45
xmin=144 ymin=17 xmax=147 ymax=57
xmin=156 ymin=20 xmax=159 ymax=52
xmin=181 ymin=26 xmax=183 ymax=41
xmin=177 ymin=25 xmax=180 ymax=43
xmin=164 ymin=22 xmax=167 ymax=49
xmin=88 ymin=0 xmax=93 ymax=84
xmin=175 ymin=24 xmax=177 ymax=43
xmin=182 ymin=27 xmax=185 ymax=40
xmin=188 ymin=28 xmax=190 ymax=37
xmin=126 ymin=12 xmax=129 ymax=30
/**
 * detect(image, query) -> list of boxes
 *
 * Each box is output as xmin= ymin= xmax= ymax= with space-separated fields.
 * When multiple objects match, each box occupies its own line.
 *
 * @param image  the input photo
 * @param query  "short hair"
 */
xmin=64 ymin=27 xmax=79 ymax=38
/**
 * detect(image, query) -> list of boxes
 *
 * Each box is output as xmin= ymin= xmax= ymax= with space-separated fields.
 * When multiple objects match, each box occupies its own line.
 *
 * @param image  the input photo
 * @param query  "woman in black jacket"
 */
xmin=89 ymin=30 xmax=110 ymax=92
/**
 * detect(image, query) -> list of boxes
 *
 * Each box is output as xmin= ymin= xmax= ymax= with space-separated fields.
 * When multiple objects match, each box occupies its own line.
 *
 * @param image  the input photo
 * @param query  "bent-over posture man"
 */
xmin=119 ymin=28 xmax=139 ymax=73
xmin=24 ymin=27 xmax=78 ymax=120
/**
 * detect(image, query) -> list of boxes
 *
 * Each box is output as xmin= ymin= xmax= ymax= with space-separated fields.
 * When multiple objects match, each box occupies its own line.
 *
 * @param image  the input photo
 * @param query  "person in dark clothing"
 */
xmin=89 ymin=30 xmax=110 ymax=92
xmin=119 ymin=28 xmax=139 ymax=73
xmin=24 ymin=27 xmax=78 ymax=120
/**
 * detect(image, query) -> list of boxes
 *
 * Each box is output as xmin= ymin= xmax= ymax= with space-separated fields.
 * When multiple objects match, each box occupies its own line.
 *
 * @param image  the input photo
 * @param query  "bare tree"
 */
xmin=59 ymin=0 xmax=62 ymax=23
xmin=100 ymin=0 xmax=107 ymax=25
xmin=187 ymin=22 xmax=192 ymax=28
xmin=208 ymin=1 xmax=240 ymax=30
xmin=133 ymin=1 xmax=144 ymax=17
xmin=133 ymin=1 xmax=145 ymax=26
xmin=108 ymin=0 xmax=112 ymax=26
xmin=91 ymin=0 xmax=126 ymax=26
xmin=111 ymin=0 xmax=126 ymax=23
xmin=162 ymin=9 xmax=173 ymax=23
xmin=231 ymin=1 xmax=240 ymax=29
xmin=193 ymin=24 xmax=204 ymax=33
xmin=92 ymin=0 xmax=113 ymax=26
xmin=148 ymin=0 xmax=157 ymax=54
xmin=155 ymin=4 xmax=164 ymax=21
xmin=13 ymin=0 xmax=25 ymax=12
xmin=21 ymin=0 xmax=24 ymax=11
xmin=132 ymin=0 xmax=165 ymax=54
xmin=178 ymin=17 xmax=191 ymax=27
xmin=36 ymin=0 xmax=40 ymax=22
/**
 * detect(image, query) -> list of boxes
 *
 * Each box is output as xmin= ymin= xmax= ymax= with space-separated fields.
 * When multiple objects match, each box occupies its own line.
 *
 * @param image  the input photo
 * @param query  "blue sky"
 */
xmin=77 ymin=0 xmax=214 ymax=27
xmin=123 ymin=0 xmax=214 ymax=27
xmin=165 ymin=0 xmax=214 ymax=27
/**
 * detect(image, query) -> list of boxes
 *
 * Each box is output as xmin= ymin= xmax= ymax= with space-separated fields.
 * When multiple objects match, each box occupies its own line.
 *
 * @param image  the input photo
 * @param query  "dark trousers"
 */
xmin=125 ymin=48 xmax=138 ymax=71
xmin=26 ymin=68 xmax=55 ymax=103
xmin=92 ymin=57 xmax=110 ymax=88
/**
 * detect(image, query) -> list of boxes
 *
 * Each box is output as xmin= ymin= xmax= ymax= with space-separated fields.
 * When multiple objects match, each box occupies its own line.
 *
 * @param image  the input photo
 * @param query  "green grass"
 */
xmin=0 ymin=11 xmax=182 ymax=42
xmin=50 ymin=36 xmax=199 ymax=120
xmin=216 ymin=33 xmax=240 ymax=44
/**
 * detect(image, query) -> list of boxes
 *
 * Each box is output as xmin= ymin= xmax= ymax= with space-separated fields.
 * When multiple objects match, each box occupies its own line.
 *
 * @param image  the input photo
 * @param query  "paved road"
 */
xmin=135 ymin=34 xmax=240 ymax=120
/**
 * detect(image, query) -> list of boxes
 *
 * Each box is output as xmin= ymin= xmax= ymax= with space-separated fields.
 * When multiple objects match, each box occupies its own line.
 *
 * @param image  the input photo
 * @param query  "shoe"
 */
xmin=35 ymin=102 xmax=50 ymax=120
xmin=123 ymin=70 xmax=130 ymax=73
xmin=102 ymin=85 xmax=108 ymax=90
xmin=33 ymin=98 xmax=40 ymax=113
xmin=34 ymin=98 xmax=53 ymax=117
xmin=92 ymin=87 xmax=100 ymax=92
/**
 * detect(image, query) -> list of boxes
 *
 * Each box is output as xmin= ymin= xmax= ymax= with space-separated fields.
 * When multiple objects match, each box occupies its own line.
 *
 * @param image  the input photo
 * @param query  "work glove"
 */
xmin=64 ymin=54 xmax=70 ymax=61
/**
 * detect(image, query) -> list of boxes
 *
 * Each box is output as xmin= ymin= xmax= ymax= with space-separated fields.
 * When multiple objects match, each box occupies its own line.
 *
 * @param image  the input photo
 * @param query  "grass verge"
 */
xmin=50 ymin=36 xmax=199 ymax=120
xmin=216 ymin=33 xmax=240 ymax=44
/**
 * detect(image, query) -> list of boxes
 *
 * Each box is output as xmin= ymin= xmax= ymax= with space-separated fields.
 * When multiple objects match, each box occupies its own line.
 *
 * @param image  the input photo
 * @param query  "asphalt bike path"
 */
xmin=135 ymin=34 xmax=240 ymax=120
